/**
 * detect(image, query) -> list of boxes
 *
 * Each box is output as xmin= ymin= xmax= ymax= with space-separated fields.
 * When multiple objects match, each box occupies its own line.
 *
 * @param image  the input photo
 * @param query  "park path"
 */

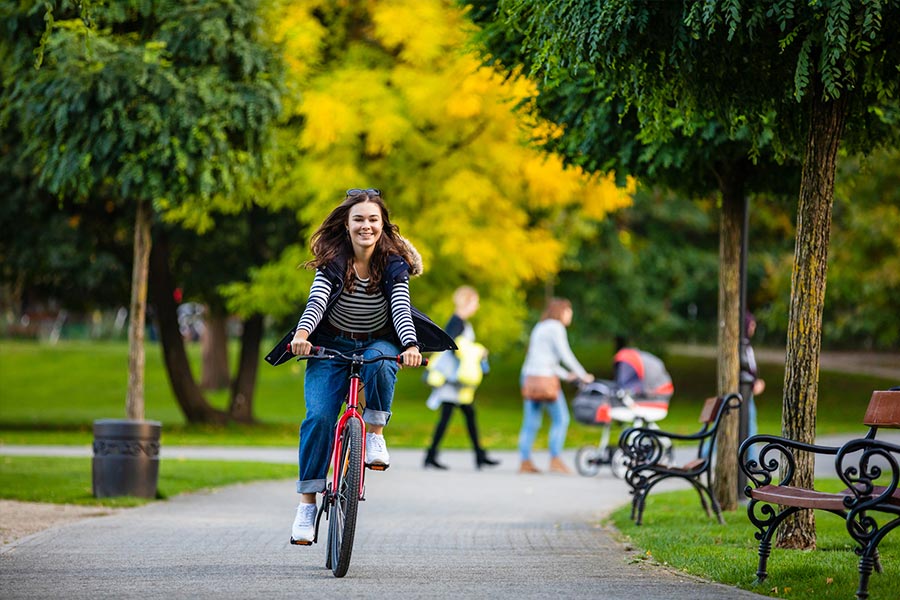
xmin=668 ymin=343 xmax=900 ymax=381
xmin=0 ymin=448 xmax=769 ymax=600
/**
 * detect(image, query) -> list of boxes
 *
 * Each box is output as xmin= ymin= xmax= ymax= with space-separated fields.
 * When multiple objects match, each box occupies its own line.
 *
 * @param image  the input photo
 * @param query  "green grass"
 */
xmin=0 ymin=454 xmax=294 ymax=507
xmin=0 ymin=339 xmax=895 ymax=448
xmin=609 ymin=485 xmax=899 ymax=600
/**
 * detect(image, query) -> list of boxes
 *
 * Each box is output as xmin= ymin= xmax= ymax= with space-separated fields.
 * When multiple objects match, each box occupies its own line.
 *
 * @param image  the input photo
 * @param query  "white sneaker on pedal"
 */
xmin=290 ymin=502 xmax=317 ymax=545
xmin=365 ymin=432 xmax=390 ymax=467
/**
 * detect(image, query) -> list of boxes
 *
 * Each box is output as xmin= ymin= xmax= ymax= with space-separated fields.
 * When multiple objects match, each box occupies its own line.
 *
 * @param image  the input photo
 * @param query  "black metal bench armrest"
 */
xmin=623 ymin=426 xmax=714 ymax=444
xmin=620 ymin=426 xmax=713 ymax=463
xmin=836 ymin=437 xmax=900 ymax=508
xmin=620 ymin=393 xmax=741 ymax=468
xmin=739 ymin=434 xmax=841 ymax=491
xmin=619 ymin=428 xmax=670 ymax=466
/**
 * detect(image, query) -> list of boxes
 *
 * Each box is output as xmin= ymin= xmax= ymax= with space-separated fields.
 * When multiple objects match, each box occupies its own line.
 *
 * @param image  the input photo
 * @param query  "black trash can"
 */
xmin=92 ymin=419 xmax=162 ymax=498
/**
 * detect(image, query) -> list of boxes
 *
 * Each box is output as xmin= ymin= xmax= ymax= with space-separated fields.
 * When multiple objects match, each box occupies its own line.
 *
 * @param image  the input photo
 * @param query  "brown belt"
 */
xmin=319 ymin=321 xmax=393 ymax=341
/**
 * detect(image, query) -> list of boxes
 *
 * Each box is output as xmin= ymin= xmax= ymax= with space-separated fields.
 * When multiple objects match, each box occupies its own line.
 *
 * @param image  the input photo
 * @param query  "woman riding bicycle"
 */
xmin=289 ymin=188 xmax=455 ymax=544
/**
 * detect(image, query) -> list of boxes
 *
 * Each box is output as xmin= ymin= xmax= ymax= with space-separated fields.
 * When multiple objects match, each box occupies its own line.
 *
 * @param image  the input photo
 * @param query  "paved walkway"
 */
xmin=5 ymin=427 xmax=899 ymax=598
xmin=668 ymin=344 xmax=900 ymax=381
xmin=1 ymin=447 xmax=772 ymax=600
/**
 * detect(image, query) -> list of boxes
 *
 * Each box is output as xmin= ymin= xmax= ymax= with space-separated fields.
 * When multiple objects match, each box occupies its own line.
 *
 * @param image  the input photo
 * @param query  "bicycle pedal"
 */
xmin=290 ymin=538 xmax=313 ymax=546
xmin=365 ymin=463 xmax=389 ymax=471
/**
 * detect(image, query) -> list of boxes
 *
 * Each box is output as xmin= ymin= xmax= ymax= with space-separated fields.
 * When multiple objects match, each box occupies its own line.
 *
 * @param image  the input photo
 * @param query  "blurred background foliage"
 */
xmin=222 ymin=0 xmax=635 ymax=350
xmin=557 ymin=146 xmax=900 ymax=352
xmin=1 ymin=0 xmax=898 ymax=358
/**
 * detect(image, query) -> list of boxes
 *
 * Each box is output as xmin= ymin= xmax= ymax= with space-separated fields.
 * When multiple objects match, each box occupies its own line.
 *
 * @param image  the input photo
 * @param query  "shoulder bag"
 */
xmin=521 ymin=375 xmax=561 ymax=402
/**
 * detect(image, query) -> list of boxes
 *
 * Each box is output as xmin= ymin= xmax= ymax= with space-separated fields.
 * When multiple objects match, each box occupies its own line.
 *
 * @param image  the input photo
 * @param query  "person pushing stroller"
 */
xmin=572 ymin=346 xmax=674 ymax=477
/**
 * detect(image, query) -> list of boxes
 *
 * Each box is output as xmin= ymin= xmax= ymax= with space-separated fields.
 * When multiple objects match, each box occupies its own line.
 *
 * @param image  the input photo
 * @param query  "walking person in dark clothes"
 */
xmin=423 ymin=286 xmax=500 ymax=470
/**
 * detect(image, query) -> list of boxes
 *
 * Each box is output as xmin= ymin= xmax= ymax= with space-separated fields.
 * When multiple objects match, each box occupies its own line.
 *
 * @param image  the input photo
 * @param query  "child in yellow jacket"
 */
xmin=423 ymin=286 xmax=499 ymax=470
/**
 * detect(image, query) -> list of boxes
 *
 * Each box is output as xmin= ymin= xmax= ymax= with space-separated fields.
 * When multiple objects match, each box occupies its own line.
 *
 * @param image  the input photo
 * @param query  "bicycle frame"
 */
xmin=295 ymin=347 xmax=419 ymax=502
xmin=329 ymin=363 xmax=368 ymax=501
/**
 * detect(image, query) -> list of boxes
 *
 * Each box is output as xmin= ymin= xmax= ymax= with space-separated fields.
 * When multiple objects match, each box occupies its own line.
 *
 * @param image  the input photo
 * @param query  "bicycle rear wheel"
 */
xmin=327 ymin=418 xmax=362 ymax=578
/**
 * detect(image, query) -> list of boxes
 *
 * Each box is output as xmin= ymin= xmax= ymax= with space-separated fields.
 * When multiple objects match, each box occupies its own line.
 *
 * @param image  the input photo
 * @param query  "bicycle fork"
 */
xmin=334 ymin=373 xmax=367 ymax=498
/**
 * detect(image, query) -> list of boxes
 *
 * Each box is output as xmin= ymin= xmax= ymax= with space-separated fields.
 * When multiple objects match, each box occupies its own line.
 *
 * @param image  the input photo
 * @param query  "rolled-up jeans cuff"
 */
xmin=363 ymin=408 xmax=391 ymax=427
xmin=297 ymin=478 xmax=326 ymax=494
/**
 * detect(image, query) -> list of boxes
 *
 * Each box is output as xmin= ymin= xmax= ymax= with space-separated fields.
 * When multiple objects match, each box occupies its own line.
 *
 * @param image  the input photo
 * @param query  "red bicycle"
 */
xmin=290 ymin=346 xmax=426 ymax=577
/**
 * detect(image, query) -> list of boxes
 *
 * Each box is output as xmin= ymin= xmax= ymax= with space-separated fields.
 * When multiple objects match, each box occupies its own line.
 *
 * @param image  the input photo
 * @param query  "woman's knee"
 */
xmin=522 ymin=415 xmax=542 ymax=434
xmin=374 ymin=358 xmax=399 ymax=382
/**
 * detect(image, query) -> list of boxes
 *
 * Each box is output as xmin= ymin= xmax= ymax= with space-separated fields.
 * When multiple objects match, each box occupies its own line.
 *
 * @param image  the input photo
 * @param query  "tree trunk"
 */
xmin=712 ymin=170 xmax=744 ymax=511
xmin=201 ymin=312 xmax=231 ymax=390
xmin=148 ymin=230 xmax=227 ymax=424
xmin=226 ymin=203 xmax=272 ymax=423
xmin=125 ymin=198 xmax=152 ymax=421
xmin=229 ymin=313 xmax=264 ymax=423
xmin=776 ymin=85 xmax=848 ymax=550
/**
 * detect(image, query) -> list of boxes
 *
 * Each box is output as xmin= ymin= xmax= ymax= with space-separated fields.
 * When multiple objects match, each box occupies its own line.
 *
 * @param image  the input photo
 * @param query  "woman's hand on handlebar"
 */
xmin=290 ymin=331 xmax=312 ymax=356
xmin=400 ymin=345 xmax=422 ymax=368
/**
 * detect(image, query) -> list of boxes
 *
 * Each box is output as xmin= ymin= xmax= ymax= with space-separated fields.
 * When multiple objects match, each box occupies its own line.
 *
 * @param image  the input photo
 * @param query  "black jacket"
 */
xmin=265 ymin=255 xmax=456 ymax=366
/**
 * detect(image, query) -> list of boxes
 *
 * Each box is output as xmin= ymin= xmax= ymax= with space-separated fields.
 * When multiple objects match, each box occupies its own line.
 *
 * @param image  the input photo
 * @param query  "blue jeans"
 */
xmin=518 ymin=389 xmax=570 ymax=460
xmin=297 ymin=334 xmax=400 ymax=494
xmin=745 ymin=395 xmax=758 ymax=462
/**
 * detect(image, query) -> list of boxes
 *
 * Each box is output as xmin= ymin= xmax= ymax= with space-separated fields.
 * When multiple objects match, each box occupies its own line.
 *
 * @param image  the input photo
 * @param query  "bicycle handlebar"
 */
xmin=286 ymin=345 xmax=428 ymax=367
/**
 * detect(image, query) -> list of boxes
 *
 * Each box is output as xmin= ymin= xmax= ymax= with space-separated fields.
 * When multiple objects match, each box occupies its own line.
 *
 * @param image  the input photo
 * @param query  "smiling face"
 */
xmin=347 ymin=200 xmax=384 ymax=252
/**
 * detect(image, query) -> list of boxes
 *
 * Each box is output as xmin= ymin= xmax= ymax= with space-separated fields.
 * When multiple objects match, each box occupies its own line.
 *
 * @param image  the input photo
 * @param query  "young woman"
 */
xmin=517 ymin=298 xmax=594 ymax=474
xmin=289 ymin=188 xmax=454 ymax=544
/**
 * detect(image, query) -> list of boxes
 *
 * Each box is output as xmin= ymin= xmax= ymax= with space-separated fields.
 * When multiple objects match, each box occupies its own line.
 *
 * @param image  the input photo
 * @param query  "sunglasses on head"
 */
xmin=346 ymin=188 xmax=382 ymax=197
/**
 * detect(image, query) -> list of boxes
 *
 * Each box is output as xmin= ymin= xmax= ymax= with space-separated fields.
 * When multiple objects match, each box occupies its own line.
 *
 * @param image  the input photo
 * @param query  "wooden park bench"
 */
xmin=619 ymin=393 xmax=742 ymax=526
xmin=738 ymin=389 xmax=900 ymax=600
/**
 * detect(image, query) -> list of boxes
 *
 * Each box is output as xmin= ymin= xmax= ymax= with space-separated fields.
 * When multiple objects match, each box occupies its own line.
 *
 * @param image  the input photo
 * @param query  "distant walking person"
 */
xmin=740 ymin=312 xmax=766 ymax=459
xmin=518 ymin=298 xmax=594 ymax=474
xmin=423 ymin=286 xmax=500 ymax=470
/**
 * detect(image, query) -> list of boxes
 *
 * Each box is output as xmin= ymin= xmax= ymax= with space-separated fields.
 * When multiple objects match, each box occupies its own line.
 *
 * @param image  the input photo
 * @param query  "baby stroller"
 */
xmin=573 ymin=348 xmax=675 ymax=478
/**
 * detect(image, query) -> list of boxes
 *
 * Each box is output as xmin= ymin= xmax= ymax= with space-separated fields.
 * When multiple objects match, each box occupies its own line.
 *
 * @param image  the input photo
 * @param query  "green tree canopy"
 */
xmin=1 ymin=0 xmax=284 ymax=419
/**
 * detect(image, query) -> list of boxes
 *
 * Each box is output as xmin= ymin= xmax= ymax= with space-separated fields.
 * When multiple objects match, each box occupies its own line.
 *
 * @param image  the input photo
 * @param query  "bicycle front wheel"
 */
xmin=327 ymin=418 xmax=362 ymax=578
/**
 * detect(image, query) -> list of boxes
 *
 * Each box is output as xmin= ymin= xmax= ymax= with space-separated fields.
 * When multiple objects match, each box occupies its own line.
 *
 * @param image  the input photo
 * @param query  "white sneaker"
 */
xmin=290 ymin=502 xmax=317 ymax=545
xmin=365 ymin=432 xmax=390 ymax=468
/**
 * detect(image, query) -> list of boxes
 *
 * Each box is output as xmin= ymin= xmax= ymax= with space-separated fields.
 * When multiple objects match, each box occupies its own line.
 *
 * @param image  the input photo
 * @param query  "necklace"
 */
xmin=352 ymin=262 xmax=369 ymax=280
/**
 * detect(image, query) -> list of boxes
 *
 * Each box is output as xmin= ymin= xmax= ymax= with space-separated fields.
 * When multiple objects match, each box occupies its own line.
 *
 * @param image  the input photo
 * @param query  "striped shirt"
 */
xmin=296 ymin=270 xmax=417 ymax=347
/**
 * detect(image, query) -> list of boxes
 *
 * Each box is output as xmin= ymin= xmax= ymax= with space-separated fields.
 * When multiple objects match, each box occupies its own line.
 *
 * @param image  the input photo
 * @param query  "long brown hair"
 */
xmin=305 ymin=190 xmax=413 ymax=292
xmin=541 ymin=298 xmax=572 ymax=322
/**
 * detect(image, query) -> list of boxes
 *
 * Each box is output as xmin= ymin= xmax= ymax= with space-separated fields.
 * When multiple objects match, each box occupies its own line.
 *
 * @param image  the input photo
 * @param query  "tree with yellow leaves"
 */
xmin=228 ymin=0 xmax=633 ymax=349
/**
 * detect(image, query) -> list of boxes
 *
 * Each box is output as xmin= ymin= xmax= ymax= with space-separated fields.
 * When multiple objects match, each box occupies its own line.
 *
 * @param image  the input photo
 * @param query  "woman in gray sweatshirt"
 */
xmin=518 ymin=298 xmax=594 ymax=474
